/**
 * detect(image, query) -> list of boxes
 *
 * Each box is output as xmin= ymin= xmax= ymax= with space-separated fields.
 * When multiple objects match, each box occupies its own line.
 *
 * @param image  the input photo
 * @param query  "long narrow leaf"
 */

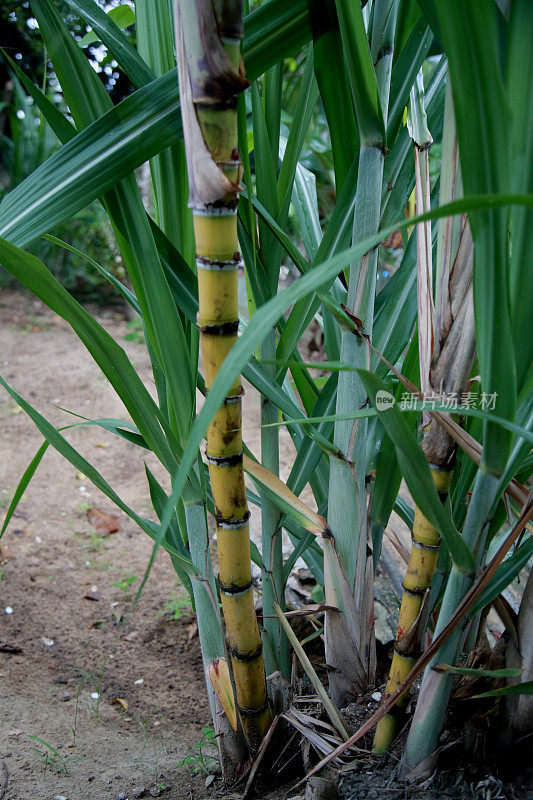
xmin=64 ymin=0 xmax=154 ymax=87
xmin=1 ymin=441 xmax=49 ymax=536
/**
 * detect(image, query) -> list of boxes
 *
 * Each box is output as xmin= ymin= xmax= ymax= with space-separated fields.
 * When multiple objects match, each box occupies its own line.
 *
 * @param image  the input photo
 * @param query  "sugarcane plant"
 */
xmin=399 ymin=0 xmax=533 ymax=775
xmin=373 ymin=73 xmax=477 ymax=754
xmin=0 ymin=0 xmax=532 ymax=787
xmin=323 ymin=0 xmax=396 ymax=705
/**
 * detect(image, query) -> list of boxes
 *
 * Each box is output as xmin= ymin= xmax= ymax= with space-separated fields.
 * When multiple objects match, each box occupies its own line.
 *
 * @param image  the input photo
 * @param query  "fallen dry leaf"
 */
xmin=87 ymin=506 xmax=120 ymax=535
xmin=113 ymin=697 xmax=128 ymax=711
xmin=122 ymin=630 xmax=139 ymax=642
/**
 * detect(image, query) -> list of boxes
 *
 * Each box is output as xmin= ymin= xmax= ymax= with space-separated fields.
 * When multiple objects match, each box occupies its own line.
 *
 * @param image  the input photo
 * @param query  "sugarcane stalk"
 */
xmin=502 ymin=566 xmax=533 ymax=742
xmin=184 ymin=492 xmax=246 ymax=776
xmin=402 ymin=471 xmax=499 ymax=775
xmin=373 ymin=78 xmax=476 ymax=754
xmin=372 ymin=468 xmax=453 ymax=752
xmin=404 ymin=400 xmax=533 ymax=771
xmin=325 ymin=0 xmax=397 ymax=705
xmin=174 ymin=0 xmax=270 ymax=751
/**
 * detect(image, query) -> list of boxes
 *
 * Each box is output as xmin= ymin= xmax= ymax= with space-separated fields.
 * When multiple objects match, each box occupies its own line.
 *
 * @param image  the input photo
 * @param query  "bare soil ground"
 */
xmin=0 ymin=291 xmax=228 ymax=800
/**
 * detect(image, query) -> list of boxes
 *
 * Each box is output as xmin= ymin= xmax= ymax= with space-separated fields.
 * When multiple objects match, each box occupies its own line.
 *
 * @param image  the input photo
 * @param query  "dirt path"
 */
xmin=0 ymin=291 xmax=236 ymax=800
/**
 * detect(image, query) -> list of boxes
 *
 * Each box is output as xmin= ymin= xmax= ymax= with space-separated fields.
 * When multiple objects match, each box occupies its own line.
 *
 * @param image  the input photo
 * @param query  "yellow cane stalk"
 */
xmin=373 ymin=467 xmax=452 ymax=753
xmin=174 ymin=1 xmax=270 ymax=750
xmin=196 ymin=212 xmax=270 ymax=748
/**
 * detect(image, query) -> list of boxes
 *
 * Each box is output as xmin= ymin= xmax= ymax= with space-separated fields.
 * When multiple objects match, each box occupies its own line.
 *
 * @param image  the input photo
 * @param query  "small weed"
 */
xmin=71 ymin=681 xmax=83 ymax=748
xmin=85 ymin=557 xmax=112 ymax=572
xmin=157 ymin=593 xmax=192 ymax=621
xmin=72 ymin=654 xmax=110 ymax=721
xmin=88 ymin=530 xmax=106 ymax=552
xmin=74 ymin=528 xmax=110 ymax=568
xmin=176 ymin=727 xmax=219 ymax=776
xmin=112 ymin=570 xmax=138 ymax=594
xmin=72 ymin=504 xmax=108 ymax=553
xmin=28 ymin=735 xmax=84 ymax=774
xmin=133 ymin=718 xmax=175 ymax=779
xmin=131 ymin=708 xmax=162 ymax=751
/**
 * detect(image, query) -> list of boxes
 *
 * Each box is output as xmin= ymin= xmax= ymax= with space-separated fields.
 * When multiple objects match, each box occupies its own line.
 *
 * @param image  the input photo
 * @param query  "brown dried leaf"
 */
xmin=87 ymin=506 xmax=120 ymax=535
